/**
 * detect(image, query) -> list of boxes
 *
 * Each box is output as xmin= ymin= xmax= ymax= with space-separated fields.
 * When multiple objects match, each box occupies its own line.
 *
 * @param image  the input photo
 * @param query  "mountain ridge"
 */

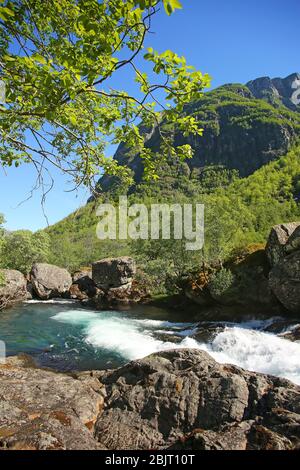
xmin=95 ymin=73 xmax=300 ymax=194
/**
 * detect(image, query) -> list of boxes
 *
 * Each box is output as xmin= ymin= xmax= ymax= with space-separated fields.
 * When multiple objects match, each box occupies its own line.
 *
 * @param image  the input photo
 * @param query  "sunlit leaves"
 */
xmin=163 ymin=0 xmax=182 ymax=15
xmin=0 ymin=0 xmax=209 ymax=191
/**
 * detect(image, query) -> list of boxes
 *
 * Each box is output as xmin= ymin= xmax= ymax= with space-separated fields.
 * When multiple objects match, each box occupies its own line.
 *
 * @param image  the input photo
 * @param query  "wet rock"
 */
xmin=279 ymin=325 xmax=300 ymax=342
xmin=92 ymin=257 xmax=136 ymax=290
xmin=0 ymin=269 xmax=27 ymax=309
xmin=31 ymin=263 xmax=72 ymax=300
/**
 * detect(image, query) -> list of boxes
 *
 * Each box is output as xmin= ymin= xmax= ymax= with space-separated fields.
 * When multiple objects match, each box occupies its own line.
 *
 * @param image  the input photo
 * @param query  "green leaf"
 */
xmin=163 ymin=0 xmax=182 ymax=15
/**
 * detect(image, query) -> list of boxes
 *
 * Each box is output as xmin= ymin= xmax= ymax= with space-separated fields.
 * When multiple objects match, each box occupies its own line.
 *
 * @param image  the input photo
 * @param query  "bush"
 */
xmin=1 ymin=230 xmax=50 ymax=274
xmin=209 ymin=268 xmax=235 ymax=297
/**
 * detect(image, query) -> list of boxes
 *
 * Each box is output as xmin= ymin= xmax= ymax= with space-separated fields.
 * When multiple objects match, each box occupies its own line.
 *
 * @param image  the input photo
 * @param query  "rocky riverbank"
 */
xmin=0 ymin=349 xmax=299 ymax=450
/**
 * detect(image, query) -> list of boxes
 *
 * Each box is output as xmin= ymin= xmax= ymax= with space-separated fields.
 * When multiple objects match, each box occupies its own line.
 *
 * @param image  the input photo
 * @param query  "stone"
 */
xmin=265 ymin=222 xmax=300 ymax=267
xmin=0 ymin=269 xmax=27 ymax=309
xmin=1 ymin=350 xmax=300 ymax=450
xmin=30 ymin=263 xmax=72 ymax=300
xmin=285 ymin=225 xmax=300 ymax=254
xmin=269 ymin=251 xmax=300 ymax=314
xmin=70 ymin=273 xmax=97 ymax=300
xmin=94 ymin=349 xmax=300 ymax=450
xmin=92 ymin=257 xmax=136 ymax=289
xmin=0 ymin=356 xmax=105 ymax=450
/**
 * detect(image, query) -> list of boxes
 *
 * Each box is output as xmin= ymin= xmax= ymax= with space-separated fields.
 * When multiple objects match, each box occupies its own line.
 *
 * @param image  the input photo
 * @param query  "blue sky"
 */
xmin=1 ymin=0 xmax=299 ymax=231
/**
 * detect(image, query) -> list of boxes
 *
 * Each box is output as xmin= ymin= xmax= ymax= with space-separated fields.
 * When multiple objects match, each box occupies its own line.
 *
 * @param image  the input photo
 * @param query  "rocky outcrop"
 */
xmin=92 ymin=257 xmax=136 ymax=290
xmin=0 ymin=355 xmax=105 ymax=450
xmin=70 ymin=270 xmax=97 ymax=300
xmin=266 ymin=222 xmax=300 ymax=314
xmin=269 ymin=251 xmax=300 ymax=314
xmin=90 ymin=279 xmax=149 ymax=309
xmin=1 ymin=349 xmax=300 ymax=450
xmin=247 ymin=73 xmax=300 ymax=112
xmin=30 ymin=263 xmax=72 ymax=300
xmin=184 ymin=246 xmax=281 ymax=315
xmin=93 ymin=349 xmax=300 ymax=450
xmin=0 ymin=269 xmax=27 ymax=309
xmin=265 ymin=222 xmax=300 ymax=267
xmin=92 ymin=74 xmax=300 ymax=196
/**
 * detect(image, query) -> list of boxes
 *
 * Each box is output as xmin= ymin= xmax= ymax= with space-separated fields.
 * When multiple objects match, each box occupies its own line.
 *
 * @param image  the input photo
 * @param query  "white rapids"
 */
xmin=52 ymin=310 xmax=300 ymax=385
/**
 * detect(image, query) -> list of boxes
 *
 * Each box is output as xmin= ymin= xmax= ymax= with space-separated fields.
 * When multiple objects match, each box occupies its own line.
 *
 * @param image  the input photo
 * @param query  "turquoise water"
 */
xmin=0 ymin=300 xmax=197 ymax=371
xmin=1 ymin=300 xmax=300 ymax=385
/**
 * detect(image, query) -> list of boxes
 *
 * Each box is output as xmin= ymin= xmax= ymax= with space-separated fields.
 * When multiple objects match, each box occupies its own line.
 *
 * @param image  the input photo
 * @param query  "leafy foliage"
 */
xmin=0 ymin=0 xmax=209 ymax=192
xmin=208 ymin=268 xmax=235 ymax=297
xmin=0 ymin=230 xmax=51 ymax=274
xmin=46 ymin=145 xmax=300 ymax=293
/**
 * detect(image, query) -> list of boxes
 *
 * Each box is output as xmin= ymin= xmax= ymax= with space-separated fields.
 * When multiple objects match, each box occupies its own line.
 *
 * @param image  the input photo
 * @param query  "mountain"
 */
xmin=247 ymin=73 xmax=300 ymax=111
xmin=45 ymin=74 xmax=300 ymax=277
xmin=97 ymin=73 xmax=300 ymax=193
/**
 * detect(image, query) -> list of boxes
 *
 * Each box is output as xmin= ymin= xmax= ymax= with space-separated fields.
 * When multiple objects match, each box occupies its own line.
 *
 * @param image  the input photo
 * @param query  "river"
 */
xmin=1 ymin=299 xmax=300 ymax=385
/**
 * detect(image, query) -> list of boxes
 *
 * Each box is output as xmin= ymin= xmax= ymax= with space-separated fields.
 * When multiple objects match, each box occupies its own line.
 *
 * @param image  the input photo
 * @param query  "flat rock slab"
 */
xmin=0 ymin=356 xmax=105 ymax=450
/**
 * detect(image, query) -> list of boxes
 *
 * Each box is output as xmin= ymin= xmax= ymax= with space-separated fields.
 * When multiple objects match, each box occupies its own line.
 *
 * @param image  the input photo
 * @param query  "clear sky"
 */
xmin=1 ymin=0 xmax=299 ymax=231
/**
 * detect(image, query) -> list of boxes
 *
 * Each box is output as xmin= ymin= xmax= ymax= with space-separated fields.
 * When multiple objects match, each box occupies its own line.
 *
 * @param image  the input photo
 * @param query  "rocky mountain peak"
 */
xmin=247 ymin=73 xmax=300 ymax=111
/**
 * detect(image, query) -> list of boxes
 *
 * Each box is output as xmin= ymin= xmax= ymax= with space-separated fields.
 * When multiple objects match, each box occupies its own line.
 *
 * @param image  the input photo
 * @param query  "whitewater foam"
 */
xmin=25 ymin=299 xmax=78 ymax=305
xmin=199 ymin=327 xmax=300 ymax=385
xmin=51 ymin=310 xmax=300 ymax=385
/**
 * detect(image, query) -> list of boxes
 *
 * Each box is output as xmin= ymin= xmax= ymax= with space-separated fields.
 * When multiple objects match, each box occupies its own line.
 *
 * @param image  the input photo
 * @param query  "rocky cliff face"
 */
xmin=247 ymin=73 xmax=300 ymax=112
xmin=96 ymin=74 xmax=300 ymax=193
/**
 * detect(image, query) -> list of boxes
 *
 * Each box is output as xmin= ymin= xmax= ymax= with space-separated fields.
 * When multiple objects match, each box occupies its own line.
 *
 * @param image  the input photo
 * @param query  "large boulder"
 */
xmin=285 ymin=225 xmax=300 ymax=254
xmin=269 ymin=251 xmax=300 ymax=314
xmin=1 ymin=350 xmax=300 ymax=450
xmin=0 ymin=355 xmax=105 ymax=450
xmin=92 ymin=257 xmax=136 ymax=290
xmin=265 ymin=222 xmax=300 ymax=267
xmin=0 ymin=269 xmax=27 ymax=309
xmin=30 ymin=263 xmax=72 ymax=300
xmin=70 ymin=270 xmax=97 ymax=300
xmin=94 ymin=349 xmax=300 ymax=450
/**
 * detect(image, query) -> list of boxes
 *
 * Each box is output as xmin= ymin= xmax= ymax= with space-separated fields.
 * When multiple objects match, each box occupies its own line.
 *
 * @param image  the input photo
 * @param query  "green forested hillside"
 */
xmin=98 ymin=83 xmax=300 ymax=192
xmin=46 ymin=145 xmax=300 ymax=292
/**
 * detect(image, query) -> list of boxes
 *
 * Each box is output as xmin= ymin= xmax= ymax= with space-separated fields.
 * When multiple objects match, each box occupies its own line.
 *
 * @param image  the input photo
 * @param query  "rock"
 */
xmin=30 ymin=263 xmax=72 ymax=300
xmin=0 ymin=269 xmax=27 ymax=309
xmin=72 ymin=270 xmax=92 ymax=283
xmin=247 ymin=73 xmax=300 ymax=111
xmin=70 ymin=272 xmax=97 ymax=300
xmin=69 ymin=283 xmax=89 ymax=301
xmin=265 ymin=222 xmax=300 ymax=267
xmin=94 ymin=349 xmax=300 ymax=450
xmin=93 ymin=74 xmax=300 ymax=197
xmin=0 ymin=356 xmax=106 ymax=450
xmin=184 ymin=246 xmax=281 ymax=314
xmin=1 ymin=350 xmax=300 ymax=450
xmin=285 ymin=225 xmax=300 ymax=254
xmin=92 ymin=257 xmax=136 ymax=290
xmin=279 ymin=325 xmax=300 ymax=342
xmin=269 ymin=251 xmax=300 ymax=314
